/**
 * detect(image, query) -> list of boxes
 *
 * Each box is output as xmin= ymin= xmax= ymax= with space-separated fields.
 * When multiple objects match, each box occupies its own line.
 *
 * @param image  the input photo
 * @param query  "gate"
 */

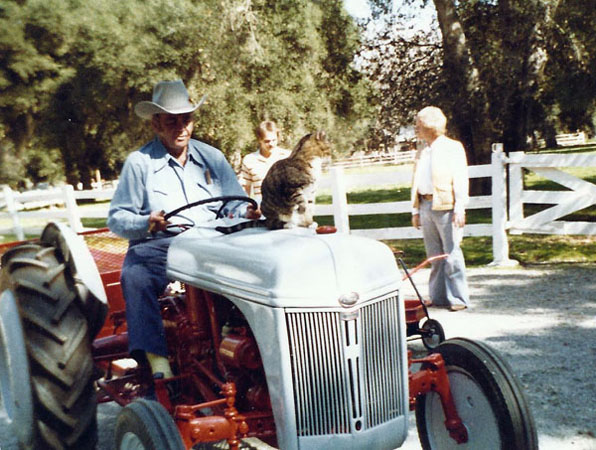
xmin=507 ymin=151 xmax=596 ymax=235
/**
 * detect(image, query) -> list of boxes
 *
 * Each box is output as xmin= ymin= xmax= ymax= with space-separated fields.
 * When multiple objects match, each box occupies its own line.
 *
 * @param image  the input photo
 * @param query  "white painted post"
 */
xmin=489 ymin=144 xmax=518 ymax=266
xmin=330 ymin=166 xmax=350 ymax=233
xmin=3 ymin=186 xmax=24 ymax=241
xmin=62 ymin=185 xmax=84 ymax=232
xmin=507 ymin=151 xmax=525 ymax=234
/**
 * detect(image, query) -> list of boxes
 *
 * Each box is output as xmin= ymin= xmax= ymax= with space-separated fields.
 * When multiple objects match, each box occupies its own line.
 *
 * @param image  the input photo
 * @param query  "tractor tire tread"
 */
xmin=1 ymin=242 xmax=98 ymax=449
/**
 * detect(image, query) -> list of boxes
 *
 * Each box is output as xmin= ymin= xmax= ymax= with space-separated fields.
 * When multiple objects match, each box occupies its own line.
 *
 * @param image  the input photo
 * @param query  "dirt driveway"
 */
xmin=399 ymin=263 xmax=596 ymax=449
xmin=1 ymin=264 xmax=595 ymax=449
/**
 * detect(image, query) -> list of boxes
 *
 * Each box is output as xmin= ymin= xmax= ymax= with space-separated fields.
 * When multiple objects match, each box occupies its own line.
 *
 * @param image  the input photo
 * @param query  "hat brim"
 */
xmin=134 ymin=94 xmax=207 ymax=120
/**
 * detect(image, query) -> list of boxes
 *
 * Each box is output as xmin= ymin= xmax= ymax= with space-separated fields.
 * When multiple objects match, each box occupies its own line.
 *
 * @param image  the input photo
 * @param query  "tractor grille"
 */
xmin=286 ymin=293 xmax=405 ymax=437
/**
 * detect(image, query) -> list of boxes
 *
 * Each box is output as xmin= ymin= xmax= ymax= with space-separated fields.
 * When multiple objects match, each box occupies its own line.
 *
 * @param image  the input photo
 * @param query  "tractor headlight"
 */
xmin=338 ymin=292 xmax=359 ymax=308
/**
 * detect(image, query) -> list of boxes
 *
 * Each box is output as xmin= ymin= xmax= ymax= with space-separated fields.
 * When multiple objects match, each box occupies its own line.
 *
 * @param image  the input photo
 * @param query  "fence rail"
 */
xmin=536 ymin=131 xmax=587 ymax=148
xmin=315 ymin=165 xmax=493 ymax=242
xmin=331 ymin=150 xmax=415 ymax=168
xmin=0 ymin=185 xmax=114 ymax=239
xmin=1 ymin=147 xmax=594 ymax=265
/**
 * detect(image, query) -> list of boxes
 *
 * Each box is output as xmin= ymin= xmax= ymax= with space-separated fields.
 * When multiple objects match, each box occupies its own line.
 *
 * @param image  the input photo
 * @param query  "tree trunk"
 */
xmin=432 ymin=0 xmax=494 ymax=168
xmin=500 ymin=1 xmax=556 ymax=152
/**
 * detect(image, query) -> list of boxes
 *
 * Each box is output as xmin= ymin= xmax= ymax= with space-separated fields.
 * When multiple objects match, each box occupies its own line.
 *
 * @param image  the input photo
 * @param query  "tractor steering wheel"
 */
xmin=162 ymin=195 xmax=258 ymax=234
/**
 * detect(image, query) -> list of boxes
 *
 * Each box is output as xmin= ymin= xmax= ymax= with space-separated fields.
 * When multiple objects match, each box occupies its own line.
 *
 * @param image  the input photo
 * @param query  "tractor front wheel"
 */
xmin=115 ymin=399 xmax=185 ymax=450
xmin=415 ymin=338 xmax=537 ymax=450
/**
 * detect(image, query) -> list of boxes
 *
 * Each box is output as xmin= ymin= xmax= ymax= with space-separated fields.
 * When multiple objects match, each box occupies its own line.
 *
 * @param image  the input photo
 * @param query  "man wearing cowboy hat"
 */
xmin=108 ymin=80 xmax=259 ymax=383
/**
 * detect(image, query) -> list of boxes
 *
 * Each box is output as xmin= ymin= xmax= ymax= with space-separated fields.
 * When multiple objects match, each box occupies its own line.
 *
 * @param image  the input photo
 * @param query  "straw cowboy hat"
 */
xmin=134 ymin=80 xmax=207 ymax=119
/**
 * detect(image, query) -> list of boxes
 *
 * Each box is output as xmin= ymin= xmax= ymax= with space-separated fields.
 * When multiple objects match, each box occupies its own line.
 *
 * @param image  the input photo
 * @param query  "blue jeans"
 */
xmin=419 ymin=199 xmax=470 ymax=307
xmin=120 ymin=237 xmax=174 ymax=357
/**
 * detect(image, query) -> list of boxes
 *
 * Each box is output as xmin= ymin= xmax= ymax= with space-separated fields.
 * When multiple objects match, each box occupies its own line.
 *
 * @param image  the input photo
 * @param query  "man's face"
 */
xmin=152 ymin=113 xmax=194 ymax=154
xmin=258 ymin=130 xmax=278 ymax=156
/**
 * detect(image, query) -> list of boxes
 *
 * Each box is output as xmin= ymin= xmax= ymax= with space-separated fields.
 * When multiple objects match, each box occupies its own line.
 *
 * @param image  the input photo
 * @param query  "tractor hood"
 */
xmin=167 ymin=222 xmax=400 ymax=308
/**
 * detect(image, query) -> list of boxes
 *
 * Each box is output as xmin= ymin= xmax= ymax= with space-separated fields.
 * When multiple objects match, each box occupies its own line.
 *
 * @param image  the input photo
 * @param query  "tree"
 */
xmin=357 ymin=13 xmax=444 ymax=151
xmin=0 ymin=0 xmax=374 ymax=188
xmin=359 ymin=0 xmax=596 ymax=165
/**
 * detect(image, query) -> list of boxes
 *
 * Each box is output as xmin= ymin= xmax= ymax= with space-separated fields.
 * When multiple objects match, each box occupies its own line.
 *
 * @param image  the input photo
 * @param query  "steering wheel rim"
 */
xmin=163 ymin=195 xmax=258 ymax=222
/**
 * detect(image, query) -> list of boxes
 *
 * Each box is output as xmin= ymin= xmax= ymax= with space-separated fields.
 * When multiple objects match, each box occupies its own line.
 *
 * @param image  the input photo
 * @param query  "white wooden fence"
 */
xmin=315 ymin=165 xmax=492 ymax=240
xmin=536 ymin=131 xmax=587 ymax=148
xmin=0 ymin=185 xmax=114 ymax=240
xmin=1 ymin=147 xmax=594 ymax=265
xmin=331 ymin=150 xmax=416 ymax=168
xmin=507 ymin=151 xmax=596 ymax=235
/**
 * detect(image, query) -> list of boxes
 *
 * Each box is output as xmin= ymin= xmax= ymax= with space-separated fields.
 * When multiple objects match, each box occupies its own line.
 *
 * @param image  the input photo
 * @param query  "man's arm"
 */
xmin=239 ymin=157 xmax=253 ymax=195
xmin=452 ymin=141 xmax=469 ymax=228
xmin=213 ymin=149 xmax=260 ymax=218
xmin=107 ymin=155 xmax=155 ymax=240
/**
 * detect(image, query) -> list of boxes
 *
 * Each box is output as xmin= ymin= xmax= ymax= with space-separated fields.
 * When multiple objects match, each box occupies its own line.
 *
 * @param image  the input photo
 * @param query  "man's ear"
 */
xmin=151 ymin=115 xmax=161 ymax=133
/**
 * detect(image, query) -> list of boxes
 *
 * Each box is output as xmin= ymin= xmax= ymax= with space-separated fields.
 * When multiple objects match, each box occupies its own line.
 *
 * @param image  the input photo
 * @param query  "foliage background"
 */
xmin=1 ymin=0 xmax=595 ymax=189
xmin=0 ymin=0 xmax=373 ymax=189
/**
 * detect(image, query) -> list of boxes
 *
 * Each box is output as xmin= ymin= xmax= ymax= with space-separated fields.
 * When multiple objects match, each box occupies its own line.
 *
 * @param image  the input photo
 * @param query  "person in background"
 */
xmin=240 ymin=121 xmax=290 ymax=202
xmin=107 ymin=80 xmax=259 ymax=387
xmin=411 ymin=106 xmax=470 ymax=311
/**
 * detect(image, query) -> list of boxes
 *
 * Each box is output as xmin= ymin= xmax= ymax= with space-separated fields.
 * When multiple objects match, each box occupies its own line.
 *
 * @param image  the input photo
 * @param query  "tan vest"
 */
xmin=411 ymin=135 xmax=468 ymax=211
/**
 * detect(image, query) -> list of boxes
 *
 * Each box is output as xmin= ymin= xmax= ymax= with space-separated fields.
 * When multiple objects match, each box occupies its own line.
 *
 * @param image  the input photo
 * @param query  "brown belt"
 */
xmin=419 ymin=194 xmax=433 ymax=201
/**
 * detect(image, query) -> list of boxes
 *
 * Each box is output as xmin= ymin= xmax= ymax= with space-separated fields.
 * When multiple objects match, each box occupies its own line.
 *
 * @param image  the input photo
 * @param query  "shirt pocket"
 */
xmin=198 ymin=178 xmax=223 ymax=198
xmin=151 ymin=178 xmax=177 ymax=212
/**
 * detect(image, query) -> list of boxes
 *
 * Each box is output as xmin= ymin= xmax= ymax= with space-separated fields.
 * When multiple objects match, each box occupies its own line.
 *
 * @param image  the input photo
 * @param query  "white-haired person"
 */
xmin=107 ymin=80 xmax=260 ymax=393
xmin=239 ymin=120 xmax=290 ymax=202
xmin=411 ymin=106 xmax=470 ymax=311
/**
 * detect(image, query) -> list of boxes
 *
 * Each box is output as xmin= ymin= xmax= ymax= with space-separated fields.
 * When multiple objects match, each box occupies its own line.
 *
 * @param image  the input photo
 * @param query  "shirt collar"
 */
xmin=151 ymin=138 xmax=205 ymax=172
xmin=429 ymin=134 xmax=447 ymax=150
xmin=187 ymin=142 xmax=206 ymax=168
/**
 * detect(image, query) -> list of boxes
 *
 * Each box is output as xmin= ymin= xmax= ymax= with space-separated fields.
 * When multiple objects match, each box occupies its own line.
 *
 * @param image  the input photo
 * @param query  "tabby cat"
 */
xmin=216 ymin=131 xmax=331 ymax=234
xmin=260 ymin=130 xmax=330 ymax=229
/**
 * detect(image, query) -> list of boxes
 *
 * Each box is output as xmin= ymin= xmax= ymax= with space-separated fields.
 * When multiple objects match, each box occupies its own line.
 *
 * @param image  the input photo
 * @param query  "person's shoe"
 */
xmin=449 ymin=304 xmax=467 ymax=312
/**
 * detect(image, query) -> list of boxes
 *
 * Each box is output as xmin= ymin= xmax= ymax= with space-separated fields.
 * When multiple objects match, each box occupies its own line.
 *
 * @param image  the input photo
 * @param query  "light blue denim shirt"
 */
xmin=107 ymin=137 xmax=247 ymax=242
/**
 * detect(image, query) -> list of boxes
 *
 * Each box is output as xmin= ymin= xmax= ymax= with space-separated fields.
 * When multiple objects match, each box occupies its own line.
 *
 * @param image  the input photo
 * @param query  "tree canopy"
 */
xmin=359 ymin=0 xmax=596 ymax=165
xmin=2 ymin=0 xmax=594 ymax=188
xmin=0 ymin=0 xmax=373 ymax=188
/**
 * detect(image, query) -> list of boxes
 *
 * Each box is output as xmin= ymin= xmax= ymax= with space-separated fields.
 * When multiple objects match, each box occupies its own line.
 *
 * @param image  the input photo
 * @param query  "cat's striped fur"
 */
xmin=216 ymin=131 xmax=331 ymax=234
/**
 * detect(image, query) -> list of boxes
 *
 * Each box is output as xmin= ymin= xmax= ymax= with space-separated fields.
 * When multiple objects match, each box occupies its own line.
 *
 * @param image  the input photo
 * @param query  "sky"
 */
xmin=343 ymin=0 xmax=371 ymax=18
xmin=343 ymin=0 xmax=436 ymax=28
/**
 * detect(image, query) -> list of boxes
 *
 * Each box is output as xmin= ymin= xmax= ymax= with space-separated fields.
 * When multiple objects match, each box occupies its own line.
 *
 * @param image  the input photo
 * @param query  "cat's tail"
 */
xmin=215 ymin=219 xmax=268 ymax=235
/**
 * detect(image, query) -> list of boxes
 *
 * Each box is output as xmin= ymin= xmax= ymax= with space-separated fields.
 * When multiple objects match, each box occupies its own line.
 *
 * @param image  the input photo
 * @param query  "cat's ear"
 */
xmin=315 ymin=130 xmax=327 ymax=141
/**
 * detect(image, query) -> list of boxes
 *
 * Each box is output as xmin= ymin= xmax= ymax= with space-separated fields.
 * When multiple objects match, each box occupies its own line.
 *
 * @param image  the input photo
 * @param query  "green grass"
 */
xmin=382 ymin=235 xmax=596 ymax=267
xmin=82 ymin=218 xmax=108 ymax=228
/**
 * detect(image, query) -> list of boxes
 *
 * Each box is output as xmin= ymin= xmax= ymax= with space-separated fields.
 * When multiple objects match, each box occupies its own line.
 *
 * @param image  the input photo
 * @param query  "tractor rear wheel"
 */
xmin=415 ymin=337 xmax=537 ymax=450
xmin=0 ymin=242 xmax=98 ymax=449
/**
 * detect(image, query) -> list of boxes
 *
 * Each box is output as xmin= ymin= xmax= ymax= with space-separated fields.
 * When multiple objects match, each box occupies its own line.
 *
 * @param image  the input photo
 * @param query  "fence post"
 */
xmin=330 ymin=167 xmax=350 ymax=233
xmin=507 ymin=151 xmax=525 ymax=233
xmin=62 ymin=185 xmax=84 ymax=232
xmin=489 ymin=144 xmax=518 ymax=266
xmin=3 ymin=186 xmax=24 ymax=241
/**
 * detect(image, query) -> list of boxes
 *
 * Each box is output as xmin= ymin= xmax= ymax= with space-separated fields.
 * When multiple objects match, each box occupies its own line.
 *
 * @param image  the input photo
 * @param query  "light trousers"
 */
xmin=419 ymin=199 xmax=470 ymax=307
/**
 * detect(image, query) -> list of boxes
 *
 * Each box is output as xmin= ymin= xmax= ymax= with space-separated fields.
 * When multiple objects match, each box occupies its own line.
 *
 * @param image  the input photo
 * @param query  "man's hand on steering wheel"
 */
xmin=152 ymin=196 xmax=260 ymax=235
xmin=245 ymin=204 xmax=261 ymax=220
xmin=148 ymin=210 xmax=169 ymax=233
